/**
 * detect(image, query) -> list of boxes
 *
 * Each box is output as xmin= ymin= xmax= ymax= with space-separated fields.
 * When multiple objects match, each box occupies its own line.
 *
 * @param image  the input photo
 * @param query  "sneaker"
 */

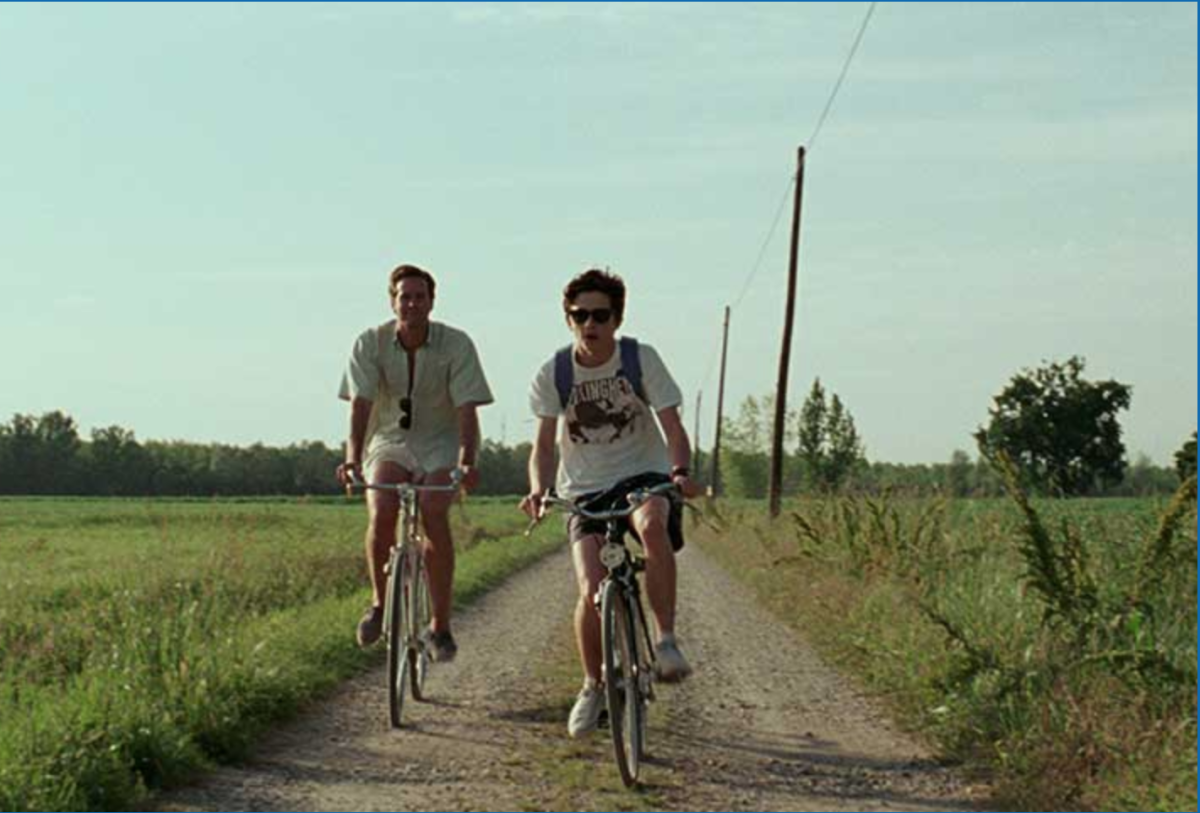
xmin=356 ymin=606 xmax=384 ymax=648
xmin=655 ymin=639 xmax=692 ymax=683
xmin=425 ymin=628 xmax=458 ymax=663
xmin=568 ymin=683 xmax=605 ymax=738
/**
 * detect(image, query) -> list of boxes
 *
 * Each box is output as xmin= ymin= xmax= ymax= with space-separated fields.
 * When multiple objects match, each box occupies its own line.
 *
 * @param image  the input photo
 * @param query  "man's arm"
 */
xmin=336 ymin=396 xmax=374 ymax=485
xmin=456 ymin=403 xmax=482 ymax=490
xmin=520 ymin=417 xmax=558 ymax=518
xmin=657 ymin=406 xmax=703 ymax=498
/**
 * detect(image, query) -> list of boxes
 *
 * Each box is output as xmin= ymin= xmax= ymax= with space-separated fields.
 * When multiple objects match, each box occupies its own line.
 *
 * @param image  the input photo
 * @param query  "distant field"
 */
xmin=0 ymin=495 xmax=553 ymax=812
xmin=694 ymin=492 xmax=1198 ymax=811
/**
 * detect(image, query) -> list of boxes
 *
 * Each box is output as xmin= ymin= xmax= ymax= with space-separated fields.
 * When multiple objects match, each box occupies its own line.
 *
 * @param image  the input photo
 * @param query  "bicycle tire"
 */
xmin=629 ymin=594 xmax=652 ymax=758
xmin=387 ymin=546 xmax=410 ymax=728
xmin=602 ymin=580 xmax=643 ymax=787
xmin=410 ymin=555 xmax=432 ymax=701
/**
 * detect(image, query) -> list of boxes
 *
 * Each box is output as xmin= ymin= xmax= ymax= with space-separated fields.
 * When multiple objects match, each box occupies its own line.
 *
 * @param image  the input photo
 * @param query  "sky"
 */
xmin=0 ymin=2 xmax=1195 ymax=465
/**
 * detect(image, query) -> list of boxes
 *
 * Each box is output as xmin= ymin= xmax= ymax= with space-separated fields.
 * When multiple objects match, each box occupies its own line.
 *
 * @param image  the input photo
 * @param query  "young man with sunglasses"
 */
xmin=336 ymin=264 xmax=494 ymax=661
xmin=520 ymin=268 xmax=702 ymax=738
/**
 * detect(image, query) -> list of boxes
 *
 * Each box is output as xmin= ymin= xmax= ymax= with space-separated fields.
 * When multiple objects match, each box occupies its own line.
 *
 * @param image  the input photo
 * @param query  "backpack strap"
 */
xmin=554 ymin=345 xmax=574 ymax=409
xmin=555 ymin=337 xmax=647 ymax=410
xmin=618 ymin=336 xmax=647 ymax=404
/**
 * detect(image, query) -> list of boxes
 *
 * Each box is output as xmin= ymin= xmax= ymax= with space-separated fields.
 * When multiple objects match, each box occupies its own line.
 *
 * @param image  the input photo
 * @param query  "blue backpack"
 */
xmin=554 ymin=337 xmax=646 ymax=410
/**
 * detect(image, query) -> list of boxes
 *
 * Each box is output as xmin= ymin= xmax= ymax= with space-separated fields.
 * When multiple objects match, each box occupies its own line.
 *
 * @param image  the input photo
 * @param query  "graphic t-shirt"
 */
xmin=529 ymin=340 xmax=683 ymax=498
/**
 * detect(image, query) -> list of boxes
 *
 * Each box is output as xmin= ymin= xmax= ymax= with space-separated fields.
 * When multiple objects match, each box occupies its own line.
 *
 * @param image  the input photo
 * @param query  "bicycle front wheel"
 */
xmin=386 ymin=547 xmax=411 ymax=729
xmin=409 ymin=554 xmax=432 ymax=701
xmin=601 ymin=580 xmax=643 ymax=787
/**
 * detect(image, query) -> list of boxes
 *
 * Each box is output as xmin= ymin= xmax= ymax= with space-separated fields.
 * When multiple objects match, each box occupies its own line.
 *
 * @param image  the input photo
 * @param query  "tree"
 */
xmin=974 ymin=356 xmax=1131 ymax=496
xmin=797 ymin=379 xmax=827 ymax=490
xmin=0 ymin=414 xmax=38 ymax=493
xmin=946 ymin=449 xmax=973 ymax=497
xmin=1175 ymin=431 xmax=1197 ymax=482
xmin=825 ymin=394 xmax=864 ymax=489
xmin=793 ymin=379 xmax=866 ymax=493
xmin=86 ymin=425 xmax=149 ymax=495
xmin=716 ymin=397 xmax=772 ymax=498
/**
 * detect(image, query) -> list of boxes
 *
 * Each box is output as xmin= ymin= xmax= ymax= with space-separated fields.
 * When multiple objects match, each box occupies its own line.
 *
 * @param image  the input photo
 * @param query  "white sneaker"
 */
xmin=567 ymin=684 xmax=605 ymax=738
xmin=655 ymin=639 xmax=692 ymax=683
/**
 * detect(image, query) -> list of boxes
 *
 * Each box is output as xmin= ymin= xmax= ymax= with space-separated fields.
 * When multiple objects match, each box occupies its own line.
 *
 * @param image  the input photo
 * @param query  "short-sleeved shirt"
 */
xmin=339 ymin=320 xmax=494 ymax=472
xmin=529 ymin=340 xmax=683 ymax=499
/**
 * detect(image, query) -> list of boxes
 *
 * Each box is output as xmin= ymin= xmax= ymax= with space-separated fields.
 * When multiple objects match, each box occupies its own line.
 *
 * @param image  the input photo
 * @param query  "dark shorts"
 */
xmin=565 ymin=472 xmax=685 ymax=552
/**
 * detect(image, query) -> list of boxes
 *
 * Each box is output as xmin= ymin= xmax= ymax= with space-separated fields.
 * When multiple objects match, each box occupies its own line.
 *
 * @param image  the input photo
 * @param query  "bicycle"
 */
xmin=349 ymin=469 xmax=462 ymax=728
xmin=534 ymin=480 xmax=680 ymax=787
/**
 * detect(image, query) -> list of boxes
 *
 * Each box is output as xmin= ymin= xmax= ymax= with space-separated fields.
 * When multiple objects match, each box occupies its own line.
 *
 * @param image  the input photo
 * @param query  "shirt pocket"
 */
xmin=416 ymin=357 xmax=452 ymax=400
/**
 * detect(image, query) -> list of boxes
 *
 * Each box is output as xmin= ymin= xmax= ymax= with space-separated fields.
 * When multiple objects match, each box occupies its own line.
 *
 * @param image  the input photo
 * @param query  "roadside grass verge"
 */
xmin=692 ymin=479 xmax=1197 ymax=812
xmin=0 ymin=496 xmax=555 ymax=811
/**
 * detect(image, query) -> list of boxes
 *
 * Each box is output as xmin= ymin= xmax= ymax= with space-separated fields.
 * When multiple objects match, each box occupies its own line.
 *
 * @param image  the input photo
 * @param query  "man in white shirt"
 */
xmin=520 ymin=268 xmax=701 ymax=739
xmin=337 ymin=264 xmax=494 ymax=661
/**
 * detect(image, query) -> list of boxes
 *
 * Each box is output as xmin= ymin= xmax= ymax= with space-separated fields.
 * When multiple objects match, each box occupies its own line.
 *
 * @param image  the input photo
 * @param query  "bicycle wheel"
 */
xmin=602 ymin=581 xmax=643 ymax=787
xmin=409 ymin=554 xmax=432 ymax=701
xmin=386 ymin=547 xmax=411 ymax=729
xmin=629 ymin=594 xmax=652 ymax=758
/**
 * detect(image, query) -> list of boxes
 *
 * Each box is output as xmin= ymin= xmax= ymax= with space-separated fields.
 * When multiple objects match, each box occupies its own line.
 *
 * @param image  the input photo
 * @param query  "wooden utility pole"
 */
xmin=768 ymin=146 xmax=807 ymax=518
xmin=709 ymin=306 xmax=731 ymax=496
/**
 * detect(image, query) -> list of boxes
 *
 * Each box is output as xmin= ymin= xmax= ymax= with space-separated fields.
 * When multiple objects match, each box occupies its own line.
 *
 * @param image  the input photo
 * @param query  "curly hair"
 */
xmin=562 ymin=268 xmax=626 ymax=321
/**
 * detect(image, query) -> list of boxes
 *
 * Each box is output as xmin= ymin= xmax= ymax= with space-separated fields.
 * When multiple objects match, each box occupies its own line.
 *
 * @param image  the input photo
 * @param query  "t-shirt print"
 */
xmin=566 ymin=375 xmax=640 ymax=445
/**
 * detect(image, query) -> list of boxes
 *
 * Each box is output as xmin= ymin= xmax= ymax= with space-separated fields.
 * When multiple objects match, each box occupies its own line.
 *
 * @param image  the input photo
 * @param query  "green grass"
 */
xmin=693 ymin=490 xmax=1197 ymax=812
xmin=0 ymin=495 xmax=556 ymax=812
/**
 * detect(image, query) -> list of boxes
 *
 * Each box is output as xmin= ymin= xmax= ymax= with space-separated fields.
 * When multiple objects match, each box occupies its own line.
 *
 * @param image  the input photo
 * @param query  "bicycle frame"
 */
xmin=349 ymin=470 xmax=462 ymax=726
xmin=538 ymin=480 xmax=677 ymax=660
xmin=538 ymin=481 xmax=678 ymax=784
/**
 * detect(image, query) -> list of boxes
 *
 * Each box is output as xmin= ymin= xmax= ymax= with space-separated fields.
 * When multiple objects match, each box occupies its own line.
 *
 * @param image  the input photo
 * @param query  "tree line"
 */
xmin=0 ymin=358 xmax=1192 ymax=498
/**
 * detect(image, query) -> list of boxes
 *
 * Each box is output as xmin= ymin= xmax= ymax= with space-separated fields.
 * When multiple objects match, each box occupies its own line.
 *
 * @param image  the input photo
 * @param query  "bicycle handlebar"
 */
xmin=526 ymin=481 xmax=679 ymax=536
xmin=346 ymin=467 xmax=464 ymax=494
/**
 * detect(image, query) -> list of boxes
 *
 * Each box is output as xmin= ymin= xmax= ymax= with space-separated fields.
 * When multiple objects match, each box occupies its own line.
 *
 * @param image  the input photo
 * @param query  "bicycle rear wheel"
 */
xmin=386 ymin=547 xmax=411 ymax=728
xmin=409 ymin=555 xmax=432 ymax=701
xmin=601 ymin=580 xmax=643 ymax=787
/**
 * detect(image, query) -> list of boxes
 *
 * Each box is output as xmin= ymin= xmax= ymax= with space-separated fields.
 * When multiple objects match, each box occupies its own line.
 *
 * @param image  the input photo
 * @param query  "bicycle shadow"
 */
xmin=654 ymin=728 xmax=992 ymax=811
xmin=489 ymin=699 xmax=574 ymax=725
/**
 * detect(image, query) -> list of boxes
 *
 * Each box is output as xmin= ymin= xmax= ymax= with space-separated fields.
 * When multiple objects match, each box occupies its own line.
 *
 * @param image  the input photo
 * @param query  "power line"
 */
xmin=705 ymin=1 xmax=877 ymax=405
xmin=722 ymin=3 xmax=877 ymax=316
xmin=808 ymin=1 xmax=877 ymax=150
xmin=730 ymin=175 xmax=795 ymax=312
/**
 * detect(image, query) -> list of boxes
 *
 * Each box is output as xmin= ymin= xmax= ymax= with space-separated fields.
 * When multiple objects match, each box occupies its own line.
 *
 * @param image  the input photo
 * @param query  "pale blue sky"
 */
xmin=1 ymin=2 xmax=1195 ymax=464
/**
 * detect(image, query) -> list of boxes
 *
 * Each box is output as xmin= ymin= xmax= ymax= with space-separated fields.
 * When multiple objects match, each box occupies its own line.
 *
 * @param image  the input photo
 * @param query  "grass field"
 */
xmin=692 ymin=485 xmax=1197 ymax=812
xmin=0 ymin=495 xmax=555 ymax=812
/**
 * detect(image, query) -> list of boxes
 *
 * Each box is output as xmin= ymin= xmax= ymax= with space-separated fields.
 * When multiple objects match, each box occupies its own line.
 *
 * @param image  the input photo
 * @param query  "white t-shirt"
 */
xmin=529 ymin=340 xmax=683 ymax=498
xmin=339 ymin=320 xmax=494 ymax=472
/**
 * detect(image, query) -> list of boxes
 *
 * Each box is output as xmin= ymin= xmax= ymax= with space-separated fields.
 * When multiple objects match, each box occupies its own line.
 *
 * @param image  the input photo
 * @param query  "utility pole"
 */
xmin=768 ymin=146 xmax=807 ymax=518
xmin=709 ymin=306 xmax=731 ymax=497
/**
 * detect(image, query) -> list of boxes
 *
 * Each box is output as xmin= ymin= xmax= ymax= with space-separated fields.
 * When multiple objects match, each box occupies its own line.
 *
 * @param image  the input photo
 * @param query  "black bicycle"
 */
xmin=350 ymin=470 xmax=462 ymax=728
xmin=537 ymin=481 xmax=679 ymax=787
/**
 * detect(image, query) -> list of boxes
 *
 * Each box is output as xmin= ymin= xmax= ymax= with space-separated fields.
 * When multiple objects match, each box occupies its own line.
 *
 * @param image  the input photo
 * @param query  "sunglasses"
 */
xmin=567 ymin=307 xmax=614 ymax=326
xmin=399 ymin=397 xmax=413 ymax=430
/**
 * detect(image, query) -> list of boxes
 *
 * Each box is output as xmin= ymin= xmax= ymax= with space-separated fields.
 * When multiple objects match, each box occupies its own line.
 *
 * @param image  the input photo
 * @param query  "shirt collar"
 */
xmin=391 ymin=320 xmax=436 ymax=349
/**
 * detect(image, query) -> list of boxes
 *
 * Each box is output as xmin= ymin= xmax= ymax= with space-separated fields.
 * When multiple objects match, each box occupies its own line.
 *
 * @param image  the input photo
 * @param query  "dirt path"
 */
xmin=162 ymin=546 xmax=991 ymax=812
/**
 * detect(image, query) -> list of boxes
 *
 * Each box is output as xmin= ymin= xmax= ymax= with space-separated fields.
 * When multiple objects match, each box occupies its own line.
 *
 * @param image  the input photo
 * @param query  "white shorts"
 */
xmin=364 ymin=442 xmax=424 ymax=482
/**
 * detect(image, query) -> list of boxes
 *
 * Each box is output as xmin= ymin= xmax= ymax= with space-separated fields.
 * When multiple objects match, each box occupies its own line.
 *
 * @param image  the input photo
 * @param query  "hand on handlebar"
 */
xmin=457 ymin=464 xmax=481 ymax=492
xmin=519 ymin=489 xmax=548 ymax=522
xmin=671 ymin=474 xmax=705 ymax=500
xmin=336 ymin=461 xmax=363 ymax=492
